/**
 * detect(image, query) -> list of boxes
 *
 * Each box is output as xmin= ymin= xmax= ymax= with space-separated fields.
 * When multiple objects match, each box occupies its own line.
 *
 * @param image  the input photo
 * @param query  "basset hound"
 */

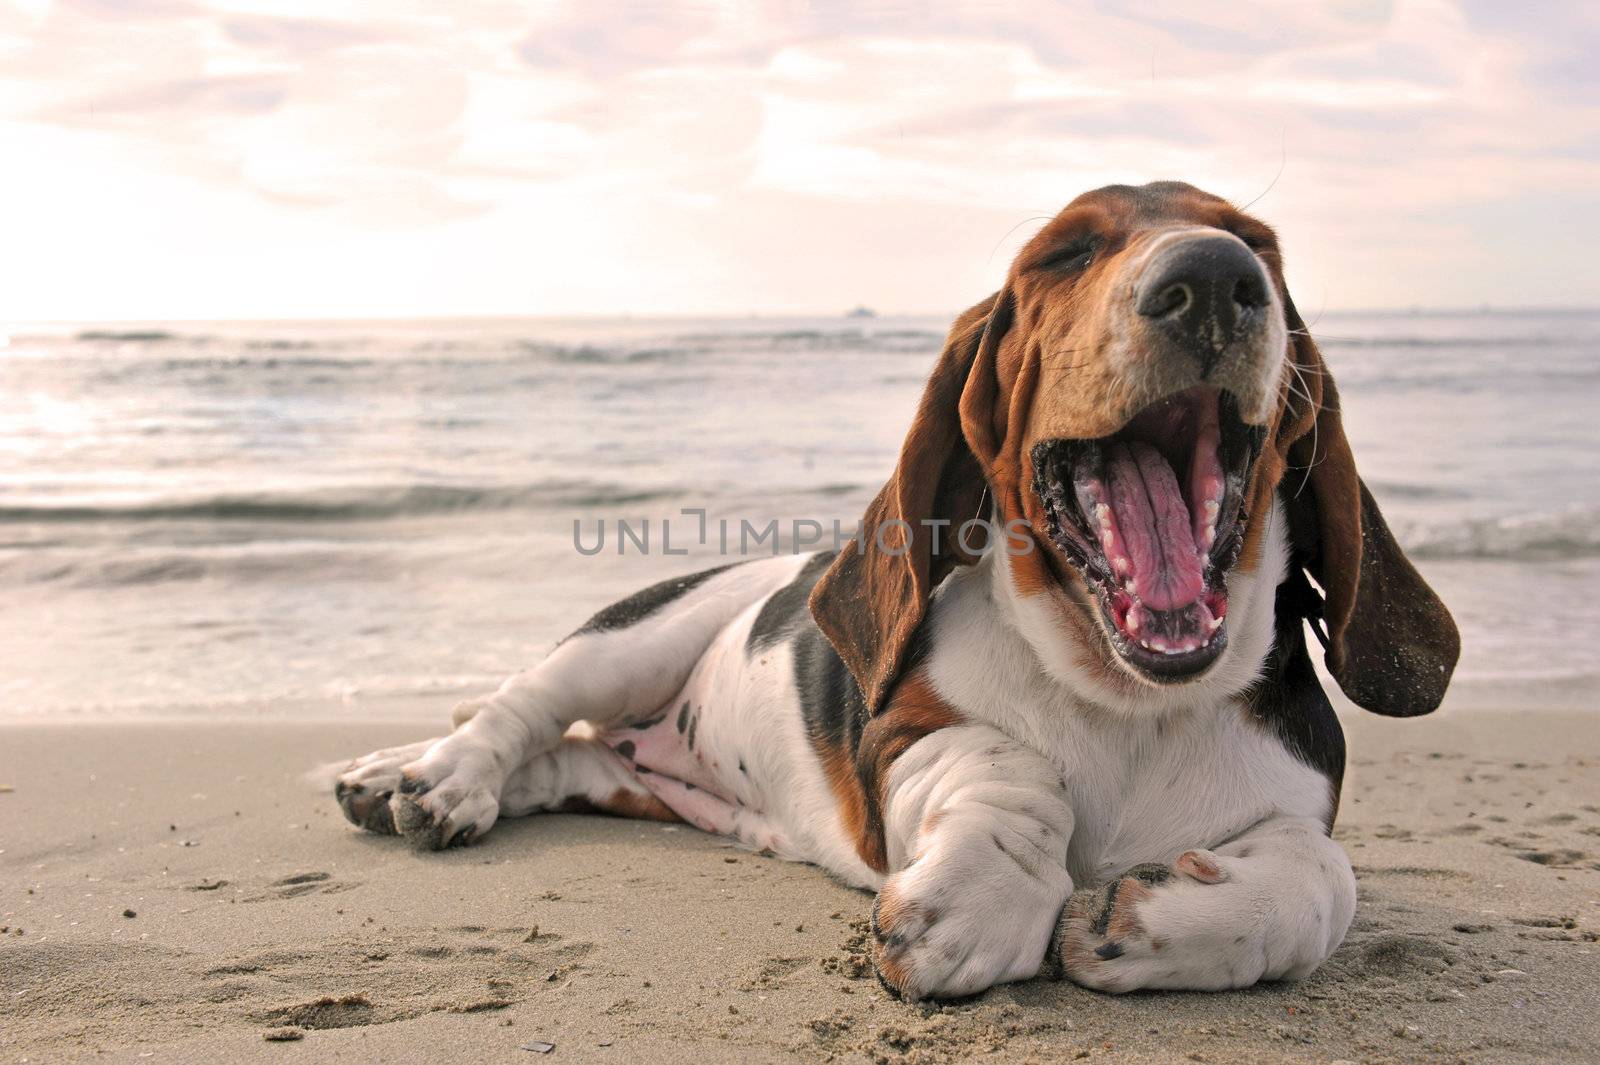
xmin=332 ymin=181 xmax=1460 ymax=999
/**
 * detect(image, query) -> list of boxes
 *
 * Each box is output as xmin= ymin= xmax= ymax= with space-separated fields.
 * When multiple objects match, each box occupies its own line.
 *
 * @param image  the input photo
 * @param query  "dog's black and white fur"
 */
xmin=333 ymin=182 xmax=1459 ymax=1000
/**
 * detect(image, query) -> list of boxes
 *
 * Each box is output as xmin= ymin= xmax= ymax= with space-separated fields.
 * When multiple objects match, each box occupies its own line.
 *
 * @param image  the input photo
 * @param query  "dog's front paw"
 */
xmin=334 ymin=739 xmax=437 ymax=835
xmin=870 ymin=852 xmax=1068 ymax=1001
xmin=387 ymin=740 xmax=503 ymax=851
xmin=1047 ymin=850 xmax=1266 ymax=993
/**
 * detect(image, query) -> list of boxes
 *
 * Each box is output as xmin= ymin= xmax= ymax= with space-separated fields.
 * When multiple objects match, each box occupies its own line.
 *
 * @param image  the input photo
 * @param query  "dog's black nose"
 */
xmin=1135 ymin=235 xmax=1269 ymax=370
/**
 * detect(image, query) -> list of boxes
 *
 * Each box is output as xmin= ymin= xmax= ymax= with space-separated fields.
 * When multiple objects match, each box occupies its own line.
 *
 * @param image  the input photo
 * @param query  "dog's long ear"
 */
xmin=808 ymin=294 xmax=1011 ymax=713
xmin=1275 ymin=296 xmax=1460 ymax=717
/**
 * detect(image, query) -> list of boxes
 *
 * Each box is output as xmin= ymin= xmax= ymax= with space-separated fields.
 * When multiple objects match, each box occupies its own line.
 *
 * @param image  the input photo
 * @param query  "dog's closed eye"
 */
xmin=1032 ymin=238 xmax=1100 ymax=275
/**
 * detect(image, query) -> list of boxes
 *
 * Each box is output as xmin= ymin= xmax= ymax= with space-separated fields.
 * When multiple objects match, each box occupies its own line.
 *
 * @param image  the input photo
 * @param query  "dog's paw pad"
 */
xmin=1046 ymin=851 xmax=1234 ymax=991
xmin=397 ymin=771 xmax=433 ymax=797
xmin=868 ymin=883 xmax=938 ymax=999
xmin=389 ymin=793 xmax=479 ymax=851
xmin=335 ymin=780 xmax=396 ymax=835
xmin=387 ymin=757 xmax=500 ymax=853
xmin=332 ymin=739 xmax=437 ymax=837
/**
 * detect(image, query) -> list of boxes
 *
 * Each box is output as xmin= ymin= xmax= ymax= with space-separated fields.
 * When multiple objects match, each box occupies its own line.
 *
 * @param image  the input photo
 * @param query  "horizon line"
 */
xmin=8 ymin=303 xmax=1600 ymax=330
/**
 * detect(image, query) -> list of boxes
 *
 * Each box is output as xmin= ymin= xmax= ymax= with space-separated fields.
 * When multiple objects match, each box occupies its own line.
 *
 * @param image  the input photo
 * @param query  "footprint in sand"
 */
xmin=1356 ymin=933 xmax=1461 ymax=977
xmin=743 ymin=955 xmax=811 ymax=991
xmin=258 ymin=993 xmax=377 ymax=1030
xmin=1353 ymin=865 xmax=1469 ymax=881
xmin=1510 ymin=916 xmax=1578 ymax=930
xmin=211 ymin=927 xmax=595 ymax=1031
xmin=1514 ymin=848 xmax=1589 ymax=868
xmin=232 ymin=871 xmax=360 ymax=901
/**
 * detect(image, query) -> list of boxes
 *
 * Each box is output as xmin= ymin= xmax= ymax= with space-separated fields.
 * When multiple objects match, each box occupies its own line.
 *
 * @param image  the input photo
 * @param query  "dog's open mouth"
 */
xmin=1032 ymin=386 xmax=1265 ymax=680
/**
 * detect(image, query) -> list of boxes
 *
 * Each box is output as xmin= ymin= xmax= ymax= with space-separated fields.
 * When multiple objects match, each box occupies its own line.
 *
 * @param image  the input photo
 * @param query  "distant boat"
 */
xmin=845 ymin=306 xmax=877 ymax=319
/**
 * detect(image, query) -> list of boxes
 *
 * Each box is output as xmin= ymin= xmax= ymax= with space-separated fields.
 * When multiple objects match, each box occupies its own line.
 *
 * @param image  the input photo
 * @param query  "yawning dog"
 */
xmin=332 ymin=181 xmax=1459 ymax=1000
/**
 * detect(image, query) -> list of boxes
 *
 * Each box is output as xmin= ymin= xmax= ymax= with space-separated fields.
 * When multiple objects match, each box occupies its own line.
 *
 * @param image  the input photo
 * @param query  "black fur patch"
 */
xmin=743 ymin=550 xmax=934 ymax=760
xmin=746 ymin=551 xmax=837 ymax=654
xmin=792 ymin=622 xmax=870 ymax=765
xmin=733 ymin=548 xmax=875 ymax=780
xmin=1247 ymin=569 xmax=1348 ymax=826
xmin=1090 ymin=886 xmax=1119 ymax=937
xmin=569 ymin=562 xmax=739 ymax=639
xmin=1122 ymin=863 xmax=1172 ymax=886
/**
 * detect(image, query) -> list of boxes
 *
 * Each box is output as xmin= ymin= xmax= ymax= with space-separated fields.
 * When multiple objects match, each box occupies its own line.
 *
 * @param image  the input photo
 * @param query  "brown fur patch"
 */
xmin=558 ymin=789 xmax=680 ymax=823
xmin=814 ymin=670 xmax=962 ymax=874
xmin=1104 ymin=878 xmax=1152 ymax=940
xmin=1058 ymin=890 xmax=1117 ymax=978
xmin=816 ymin=740 xmax=879 ymax=870
xmin=871 ymin=879 xmax=938 ymax=998
xmin=874 ymin=948 xmax=914 ymax=995
xmin=859 ymin=673 xmax=962 ymax=810
xmin=873 ymin=881 xmax=915 ymax=938
xmin=1003 ymin=530 xmax=1058 ymax=599
xmin=1053 ymin=876 xmax=1156 ymax=983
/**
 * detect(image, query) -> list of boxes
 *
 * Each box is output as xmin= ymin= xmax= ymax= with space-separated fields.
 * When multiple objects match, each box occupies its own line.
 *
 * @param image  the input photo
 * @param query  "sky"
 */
xmin=1 ymin=0 xmax=1597 ymax=321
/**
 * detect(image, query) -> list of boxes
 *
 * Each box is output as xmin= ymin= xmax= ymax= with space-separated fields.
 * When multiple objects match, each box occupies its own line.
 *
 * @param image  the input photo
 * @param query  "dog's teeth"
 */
xmin=1204 ymin=500 xmax=1220 ymax=517
xmin=1094 ymin=503 xmax=1112 ymax=529
xmin=1207 ymin=615 xmax=1223 ymax=632
xmin=1112 ymin=555 xmax=1131 ymax=575
xmin=1101 ymin=533 xmax=1116 ymax=551
xmin=1126 ymin=612 xmax=1141 ymax=633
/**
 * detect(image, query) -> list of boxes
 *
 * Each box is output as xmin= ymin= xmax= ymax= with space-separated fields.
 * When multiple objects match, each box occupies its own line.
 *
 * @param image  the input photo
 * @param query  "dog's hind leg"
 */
xmin=500 ymin=728 xmax=679 ymax=822
xmin=334 ymin=728 xmax=680 ymax=836
xmin=367 ymin=557 xmax=807 ymax=850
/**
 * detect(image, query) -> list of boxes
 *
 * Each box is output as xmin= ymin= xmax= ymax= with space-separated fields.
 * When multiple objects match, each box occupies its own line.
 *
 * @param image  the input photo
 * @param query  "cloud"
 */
xmin=219 ymin=13 xmax=382 ymax=54
xmin=514 ymin=3 xmax=772 ymax=79
xmin=55 ymin=74 xmax=291 ymax=120
xmin=0 ymin=0 xmax=1595 ymax=318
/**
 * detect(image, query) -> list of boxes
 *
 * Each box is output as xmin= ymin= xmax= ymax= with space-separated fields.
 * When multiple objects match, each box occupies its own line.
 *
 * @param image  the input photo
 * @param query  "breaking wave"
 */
xmin=0 ymin=480 xmax=684 ymax=523
xmin=1398 ymin=506 xmax=1600 ymax=561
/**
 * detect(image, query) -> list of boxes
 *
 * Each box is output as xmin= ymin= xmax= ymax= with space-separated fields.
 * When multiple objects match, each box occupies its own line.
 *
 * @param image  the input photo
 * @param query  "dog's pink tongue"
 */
xmin=1104 ymin=442 xmax=1205 ymax=611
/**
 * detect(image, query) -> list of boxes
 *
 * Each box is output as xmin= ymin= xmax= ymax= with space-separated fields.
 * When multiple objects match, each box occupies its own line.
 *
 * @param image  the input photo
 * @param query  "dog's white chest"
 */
xmin=1050 ymin=708 xmax=1332 ymax=886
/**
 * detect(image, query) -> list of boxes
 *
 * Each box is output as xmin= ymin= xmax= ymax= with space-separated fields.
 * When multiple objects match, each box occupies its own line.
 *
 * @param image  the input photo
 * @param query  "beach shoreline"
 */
xmin=3 ymin=706 xmax=1598 ymax=1064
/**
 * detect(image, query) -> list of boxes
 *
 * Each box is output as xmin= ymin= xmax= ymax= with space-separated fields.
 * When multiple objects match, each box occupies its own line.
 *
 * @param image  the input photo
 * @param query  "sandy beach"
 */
xmin=3 ymin=706 xmax=1597 ymax=1064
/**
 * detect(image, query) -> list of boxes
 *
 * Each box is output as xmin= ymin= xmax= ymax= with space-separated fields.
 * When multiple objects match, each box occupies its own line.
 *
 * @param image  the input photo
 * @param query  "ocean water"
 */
xmin=2 ymin=311 xmax=1596 ymax=719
